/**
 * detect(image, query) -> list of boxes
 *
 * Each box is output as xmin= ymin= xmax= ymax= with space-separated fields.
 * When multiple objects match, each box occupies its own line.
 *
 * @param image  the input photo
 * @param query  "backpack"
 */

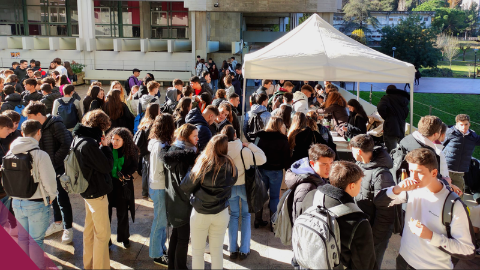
xmin=134 ymin=127 xmax=150 ymax=157
xmin=390 ymin=144 xmax=409 ymax=184
xmin=272 ymin=189 xmax=294 ymax=245
xmin=246 ymin=111 xmax=265 ymax=142
xmin=160 ymin=102 xmax=175 ymax=114
xmin=124 ymin=77 xmax=133 ymax=96
xmin=1 ymin=148 xmax=39 ymax=198
xmin=14 ymin=105 xmax=26 ymax=130
xmin=60 ymin=138 xmax=91 ymax=194
xmin=292 ymin=190 xmax=362 ymax=270
xmin=57 ymin=98 xmax=79 ymax=129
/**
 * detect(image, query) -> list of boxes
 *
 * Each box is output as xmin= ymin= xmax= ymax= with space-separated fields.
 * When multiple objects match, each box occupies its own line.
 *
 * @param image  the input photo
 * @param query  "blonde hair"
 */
xmin=110 ymin=81 xmax=126 ymax=102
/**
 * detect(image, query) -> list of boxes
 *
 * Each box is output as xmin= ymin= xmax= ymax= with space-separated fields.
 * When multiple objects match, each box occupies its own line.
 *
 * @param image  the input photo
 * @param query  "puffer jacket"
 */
xmin=41 ymin=92 xmax=62 ymax=114
xmin=39 ymin=115 xmax=72 ymax=172
xmin=355 ymin=146 xmax=395 ymax=245
xmin=291 ymin=127 xmax=328 ymax=164
xmin=256 ymin=130 xmax=291 ymax=170
xmin=285 ymin=157 xmax=327 ymax=221
xmin=377 ymin=88 xmax=409 ymax=138
xmin=227 ymin=139 xmax=266 ymax=186
xmin=72 ymin=124 xmax=113 ymax=199
xmin=185 ymin=107 xmax=212 ymax=151
xmin=243 ymin=104 xmax=271 ymax=135
xmin=292 ymin=91 xmax=309 ymax=115
xmin=180 ymin=162 xmax=238 ymax=215
xmin=21 ymin=90 xmax=43 ymax=104
xmin=345 ymin=111 xmax=368 ymax=139
xmin=160 ymin=144 xmax=198 ymax=228
xmin=0 ymin=93 xmax=25 ymax=112
xmin=443 ymin=126 xmax=480 ymax=173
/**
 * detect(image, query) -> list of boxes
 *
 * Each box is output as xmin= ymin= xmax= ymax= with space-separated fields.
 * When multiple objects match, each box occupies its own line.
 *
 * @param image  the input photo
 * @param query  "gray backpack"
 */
xmin=292 ymin=191 xmax=362 ymax=270
xmin=60 ymin=138 xmax=91 ymax=194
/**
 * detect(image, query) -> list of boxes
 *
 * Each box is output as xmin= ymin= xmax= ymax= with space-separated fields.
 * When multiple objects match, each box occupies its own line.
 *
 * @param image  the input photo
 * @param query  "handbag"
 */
xmin=240 ymin=147 xmax=269 ymax=213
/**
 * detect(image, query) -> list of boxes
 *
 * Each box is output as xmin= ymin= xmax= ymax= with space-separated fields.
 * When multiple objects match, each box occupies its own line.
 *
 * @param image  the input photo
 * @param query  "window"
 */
xmin=0 ymin=0 xmax=77 ymax=36
xmin=94 ymin=1 xmax=140 ymax=38
xmin=151 ymin=2 xmax=188 ymax=39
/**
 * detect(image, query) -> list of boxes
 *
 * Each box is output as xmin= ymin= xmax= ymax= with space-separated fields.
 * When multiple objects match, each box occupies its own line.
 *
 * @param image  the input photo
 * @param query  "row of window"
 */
xmin=0 ymin=0 xmax=189 ymax=39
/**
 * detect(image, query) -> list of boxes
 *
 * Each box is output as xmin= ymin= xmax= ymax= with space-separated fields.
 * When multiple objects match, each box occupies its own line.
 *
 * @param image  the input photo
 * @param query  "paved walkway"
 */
xmin=343 ymin=77 xmax=480 ymax=94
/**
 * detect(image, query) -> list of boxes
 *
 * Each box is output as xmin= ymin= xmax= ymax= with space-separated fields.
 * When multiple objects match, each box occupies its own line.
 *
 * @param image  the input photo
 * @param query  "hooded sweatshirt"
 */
xmin=185 ymin=107 xmax=212 ymax=151
xmin=243 ymin=104 xmax=271 ymax=136
xmin=1 ymin=93 xmax=25 ymax=112
xmin=227 ymin=139 xmax=267 ymax=186
xmin=293 ymin=91 xmax=309 ymax=115
xmin=137 ymin=94 xmax=161 ymax=114
xmin=9 ymin=137 xmax=57 ymax=201
xmin=148 ymin=139 xmax=167 ymax=190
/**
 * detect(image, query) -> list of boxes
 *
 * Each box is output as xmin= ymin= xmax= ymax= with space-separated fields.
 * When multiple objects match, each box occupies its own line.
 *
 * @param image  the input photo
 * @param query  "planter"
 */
xmin=75 ymin=72 xmax=85 ymax=85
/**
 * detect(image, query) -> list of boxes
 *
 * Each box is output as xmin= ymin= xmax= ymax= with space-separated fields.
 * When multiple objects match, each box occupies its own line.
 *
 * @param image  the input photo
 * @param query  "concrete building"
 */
xmin=333 ymin=11 xmax=435 ymax=46
xmin=0 ymin=0 xmax=339 ymax=82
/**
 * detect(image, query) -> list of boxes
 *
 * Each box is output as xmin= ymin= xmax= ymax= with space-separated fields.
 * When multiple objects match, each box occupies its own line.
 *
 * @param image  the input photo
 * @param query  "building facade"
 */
xmin=0 ymin=0 xmax=339 ymax=82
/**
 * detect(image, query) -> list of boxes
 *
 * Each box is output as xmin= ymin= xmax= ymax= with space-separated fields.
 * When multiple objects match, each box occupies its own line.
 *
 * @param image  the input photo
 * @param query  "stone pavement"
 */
xmin=40 ymin=83 xmax=480 ymax=269
xmin=343 ymin=77 xmax=480 ymax=94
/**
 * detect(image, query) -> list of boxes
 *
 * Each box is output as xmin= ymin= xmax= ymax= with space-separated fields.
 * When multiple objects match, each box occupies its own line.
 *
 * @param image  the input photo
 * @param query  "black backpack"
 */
xmin=124 ymin=79 xmax=131 ymax=96
xmin=160 ymin=102 xmax=175 ymax=114
xmin=246 ymin=111 xmax=265 ymax=142
xmin=1 ymin=148 xmax=39 ymax=198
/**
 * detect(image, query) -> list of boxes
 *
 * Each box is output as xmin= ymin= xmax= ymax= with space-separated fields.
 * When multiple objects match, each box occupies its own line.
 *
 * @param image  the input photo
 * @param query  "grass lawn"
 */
xmin=349 ymin=90 xmax=480 ymax=159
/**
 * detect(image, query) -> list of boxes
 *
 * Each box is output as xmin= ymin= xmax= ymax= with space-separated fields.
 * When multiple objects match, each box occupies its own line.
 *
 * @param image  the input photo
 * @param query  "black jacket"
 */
xmin=39 ymin=115 xmax=72 ymax=172
xmin=256 ymin=130 xmax=291 ymax=170
xmin=209 ymin=120 xmax=231 ymax=137
xmin=5 ymin=82 xmax=24 ymax=95
xmin=175 ymin=115 xmax=186 ymax=129
xmin=72 ymin=124 xmax=114 ymax=199
xmin=346 ymin=112 xmax=368 ymax=139
xmin=318 ymin=104 xmax=349 ymax=127
xmin=180 ymin=162 xmax=238 ymax=215
xmin=377 ymin=88 xmax=409 ymax=138
xmin=1 ymin=93 xmax=25 ymax=112
xmin=212 ymin=98 xmax=227 ymax=107
xmin=0 ymin=130 xmax=21 ymax=159
xmin=185 ymin=107 xmax=212 ymax=151
xmin=355 ymin=146 xmax=395 ymax=245
xmin=89 ymin=99 xmax=103 ymax=111
xmin=14 ymin=67 xmax=27 ymax=85
xmin=22 ymin=90 xmax=43 ymax=104
xmin=106 ymin=103 xmax=135 ymax=133
xmin=161 ymin=145 xmax=198 ymax=228
xmin=291 ymin=127 xmax=328 ymax=164
xmin=41 ymin=92 xmax=62 ymax=115
xmin=199 ymin=78 xmax=213 ymax=96
xmin=302 ymin=184 xmax=378 ymax=270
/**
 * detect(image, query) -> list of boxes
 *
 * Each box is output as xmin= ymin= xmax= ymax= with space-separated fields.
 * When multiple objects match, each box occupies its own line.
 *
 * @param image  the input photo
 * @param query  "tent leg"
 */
xmin=241 ymin=77 xmax=247 ymax=139
xmin=410 ymin=81 xmax=414 ymax=134
xmin=356 ymin=82 xmax=360 ymax=101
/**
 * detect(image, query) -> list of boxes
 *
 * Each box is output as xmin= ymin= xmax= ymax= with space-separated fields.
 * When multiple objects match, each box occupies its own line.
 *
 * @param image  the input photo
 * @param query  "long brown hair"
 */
xmin=278 ymin=105 xmax=292 ymax=129
xmin=138 ymin=103 xmax=160 ymax=131
xmin=149 ymin=114 xmax=175 ymax=145
xmin=288 ymin=112 xmax=307 ymax=149
xmin=190 ymin=134 xmax=236 ymax=184
xmin=173 ymin=97 xmax=192 ymax=121
xmin=265 ymin=116 xmax=285 ymax=134
xmin=325 ymin=91 xmax=346 ymax=109
xmin=174 ymin=123 xmax=197 ymax=145
xmin=103 ymin=89 xmax=124 ymax=120
xmin=110 ymin=81 xmax=126 ymax=102
xmin=306 ymin=111 xmax=319 ymax=132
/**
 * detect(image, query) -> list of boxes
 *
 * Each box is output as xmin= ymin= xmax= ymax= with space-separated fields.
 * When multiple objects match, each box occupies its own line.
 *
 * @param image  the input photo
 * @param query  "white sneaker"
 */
xmin=62 ymin=228 xmax=73 ymax=244
xmin=45 ymin=222 xmax=63 ymax=237
xmin=205 ymin=243 xmax=210 ymax=254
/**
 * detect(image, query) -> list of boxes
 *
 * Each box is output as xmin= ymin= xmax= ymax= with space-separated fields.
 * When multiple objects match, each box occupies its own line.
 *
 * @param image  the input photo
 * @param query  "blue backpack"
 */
xmin=57 ymin=98 xmax=79 ymax=129
xmin=14 ymin=105 xmax=26 ymax=130
xmin=133 ymin=111 xmax=144 ymax=134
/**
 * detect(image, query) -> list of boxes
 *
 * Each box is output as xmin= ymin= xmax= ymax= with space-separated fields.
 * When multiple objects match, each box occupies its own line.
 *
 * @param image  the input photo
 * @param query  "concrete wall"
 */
xmin=184 ymin=0 xmax=337 ymax=12
xmin=209 ymin=12 xmax=241 ymax=51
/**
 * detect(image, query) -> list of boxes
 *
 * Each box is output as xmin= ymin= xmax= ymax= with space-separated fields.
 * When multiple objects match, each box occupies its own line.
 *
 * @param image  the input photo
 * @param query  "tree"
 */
xmin=448 ymin=0 xmax=461 ymax=8
xmin=380 ymin=15 xmax=441 ymax=68
xmin=343 ymin=0 xmax=380 ymax=31
xmin=465 ymin=2 xmax=479 ymax=37
xmin=413 ymin=0 xmax=448 ymax=11
xmin=440 ymin=34 xmax=460 ymax=69
xmin=459 ymin=44 xmax=471 ymax=61
xmin=413 ymin=1 xmax=467 ymax=35
xmin=351 ymin=29 xmax=367 ymax=44
xmin=369 ymin=0 xmax=398 ymax=11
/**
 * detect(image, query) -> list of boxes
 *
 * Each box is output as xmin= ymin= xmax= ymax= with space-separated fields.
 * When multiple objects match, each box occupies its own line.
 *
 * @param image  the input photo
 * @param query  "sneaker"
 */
xmin=239 ymin=252 xmax=249 ymax=260
xmin=205 ymin=243 xmax=210 ymax=254
xmin=61 ymin=228 xmax=73 ymax=244
xmin=230 ymin=252 xmax=239 ymax=259
xmin=153 ymin=255 xmax=168 ymax=266
xmin=123 ymin=239 xmax=130 ymax=248
xmin=45 ymin=222 xmax=63 ymax=237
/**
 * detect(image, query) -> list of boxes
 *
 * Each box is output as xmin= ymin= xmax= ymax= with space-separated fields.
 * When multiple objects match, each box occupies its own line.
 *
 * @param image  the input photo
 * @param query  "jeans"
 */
xmin=228 ymin=185 xmax=251 ymax=254
xmin=12 ymin=199 xmax=51 ymax=268
xmin=52 ymin=172 xmax=73 ymax=229
xmin=383 ymin=135 xmax=401 ymax=153
xmin=212 ymin=79 xmax=218 ymax=93
xmin=259 ymin=169 xmax=283 ymax=214
xmin=374 ymin=229 xmax=393 ymax=268
xmin=449 ymin=171 xmax=465 ymax=200
xmin=168 ymin=223 xmax=190 ymax=269
xmin=190 ymin=208 xmax=229 ymax=270
xmin=396 ymin=254 xmax=416 ymax=269
xmin=149 ymin=188 xmax=167 ymax=258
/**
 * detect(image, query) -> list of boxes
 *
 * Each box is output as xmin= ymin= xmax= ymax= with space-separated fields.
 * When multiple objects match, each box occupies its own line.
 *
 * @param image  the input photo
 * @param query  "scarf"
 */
xmin=111 ymin=148 xmax=125 ymax=178
xmin=172 ymin=140 xmax=197 ymax=152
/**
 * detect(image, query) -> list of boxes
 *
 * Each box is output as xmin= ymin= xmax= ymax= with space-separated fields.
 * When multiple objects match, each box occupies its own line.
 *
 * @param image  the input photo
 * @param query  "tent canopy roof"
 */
xmin=243 ymin=14 xmax=415 ymax=84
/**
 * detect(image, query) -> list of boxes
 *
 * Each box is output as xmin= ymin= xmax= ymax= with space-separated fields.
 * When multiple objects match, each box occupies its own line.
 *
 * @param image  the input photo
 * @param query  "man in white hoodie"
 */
xmin=293 ymin=85 xmax=314 ymax=115
xmin=8 ymin=120 xmax=57 ymax=268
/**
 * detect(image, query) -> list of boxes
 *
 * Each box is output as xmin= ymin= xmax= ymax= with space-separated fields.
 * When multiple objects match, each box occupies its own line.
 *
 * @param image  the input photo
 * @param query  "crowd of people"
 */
xmin=0 ymin=56 xmax=479 ymax=270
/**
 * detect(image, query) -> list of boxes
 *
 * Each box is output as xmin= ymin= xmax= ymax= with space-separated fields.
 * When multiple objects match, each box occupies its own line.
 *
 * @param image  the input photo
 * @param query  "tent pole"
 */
xmin=410 ymin=80 xmax=414 ymax=134
xmin=241 ymin=77 xmax=247 ymax=139
xmin=356 ymin=82 xmax=360 ymax=100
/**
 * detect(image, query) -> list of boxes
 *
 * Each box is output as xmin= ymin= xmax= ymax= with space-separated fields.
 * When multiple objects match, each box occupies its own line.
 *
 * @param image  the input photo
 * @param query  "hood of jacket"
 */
xmin=43 ymin=115 xmax=65 ymax=130
xmin=10 ymin=136 xmax=40 ymax=154
xmin=72 ymin=123 xmax=103 ymax=142
xmin=5 ymin=93 xmax=22 ymax=102
xmin=185 ymin=107 xmax=208 ymax=126
xmin=166 ymin=89 xmax=178 ymax=105
xmin=148 ymin=138 xmax=166 ymax=153
xmin=43 ymin=92 xmax=59 ymax=102
xmin=293 ymin=91 xmax=308 ymax=101
xmin=227 ymin=139 xmax=242 ymax=161
xmin=386 ymin=88 xmax=410 ymax=100
xmin=358 ymin=146 xmax=393 ymax=171
xmin=255 ymin=86 xmax=267 ymax=95
xmin=250 ymin=104 xmax=268 ymax=114
xmin=290 ymin=157 xmax=320 ymax=177
xmin=139 ymin=94 xmax=158 ymax=109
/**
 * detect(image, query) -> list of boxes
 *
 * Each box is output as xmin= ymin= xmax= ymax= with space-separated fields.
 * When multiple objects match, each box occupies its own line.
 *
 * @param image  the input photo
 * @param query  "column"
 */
xmin=139 ymin=1 xmax=151 ymax=39
xmin=194 ymin=11 xmax=208 ymax=60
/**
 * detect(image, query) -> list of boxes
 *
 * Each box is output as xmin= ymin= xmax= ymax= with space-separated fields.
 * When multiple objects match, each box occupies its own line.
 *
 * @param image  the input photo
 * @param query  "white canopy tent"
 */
xmin=242 ymin=14 xmax=416 ymax=130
